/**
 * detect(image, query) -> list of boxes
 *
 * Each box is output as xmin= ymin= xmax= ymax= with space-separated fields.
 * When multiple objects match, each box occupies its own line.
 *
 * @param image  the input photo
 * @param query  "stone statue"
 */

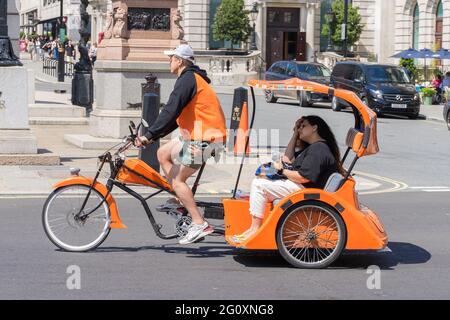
xmin=113 ymin=5 xmax=129 ymax=39
xmin=0 ymin=36 xmax=22 ymax=66
xmin=79 ymin=0 xmax=91 ymax=45
xmin=74 ymin=44 xmax=92 ymax=72
xmin=104 ymin=11 xmax=114 ymax=39
xmin=171 ymin=9 xmax=184 ymax=40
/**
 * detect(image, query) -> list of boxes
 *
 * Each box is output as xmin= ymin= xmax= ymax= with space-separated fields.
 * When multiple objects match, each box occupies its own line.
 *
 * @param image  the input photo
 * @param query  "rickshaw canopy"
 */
xmin=247 ymin=78 xmax=379 ymax=157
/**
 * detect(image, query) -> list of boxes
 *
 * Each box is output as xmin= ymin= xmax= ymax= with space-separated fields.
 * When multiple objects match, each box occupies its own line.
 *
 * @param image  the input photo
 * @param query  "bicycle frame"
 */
xmin=54 ymin=142 xmax=225 ymax=240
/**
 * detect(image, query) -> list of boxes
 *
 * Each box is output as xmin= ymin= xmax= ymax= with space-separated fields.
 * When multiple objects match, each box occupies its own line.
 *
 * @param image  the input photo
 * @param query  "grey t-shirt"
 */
xmin=292 ymin=141 xmax=338 ymax=189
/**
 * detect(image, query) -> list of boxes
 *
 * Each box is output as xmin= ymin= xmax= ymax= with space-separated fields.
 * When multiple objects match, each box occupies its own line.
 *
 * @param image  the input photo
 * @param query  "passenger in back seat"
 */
xmin=232 ymin=116 xmax=345 ymax=243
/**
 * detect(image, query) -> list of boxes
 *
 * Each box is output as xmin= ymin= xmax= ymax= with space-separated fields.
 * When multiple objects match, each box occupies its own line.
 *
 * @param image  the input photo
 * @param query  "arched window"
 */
xmin=413 ymin=4 xmax=420 ymax=49
xmin=435 ymin=0 xmax=443 ymax=49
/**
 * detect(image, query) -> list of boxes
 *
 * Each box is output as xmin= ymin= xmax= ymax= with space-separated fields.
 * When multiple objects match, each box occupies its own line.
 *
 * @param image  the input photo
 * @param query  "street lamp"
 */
xmin=249 ymin=2 xmax=259 ymax=51
xmin=342 ymin=0 xmax=349 ymax=58
xmin=57 ymin=0 xmax=66 ymax=83
xmin=325 ymin=9 xmax=335 ymax=52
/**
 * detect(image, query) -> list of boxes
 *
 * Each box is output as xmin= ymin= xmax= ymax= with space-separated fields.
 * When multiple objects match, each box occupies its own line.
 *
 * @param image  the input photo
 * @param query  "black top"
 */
xmin=145 ymin=66 xmax=211 ymax=141
xmin=292 ymin=141 xmax=338 ymax=189
xmin=65 ymin=44 xmax=75 ymax=56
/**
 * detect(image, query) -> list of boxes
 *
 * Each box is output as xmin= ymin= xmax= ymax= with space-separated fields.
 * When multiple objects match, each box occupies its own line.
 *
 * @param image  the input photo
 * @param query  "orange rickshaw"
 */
xmin=42 ymin=78 xmax=388 ymax=269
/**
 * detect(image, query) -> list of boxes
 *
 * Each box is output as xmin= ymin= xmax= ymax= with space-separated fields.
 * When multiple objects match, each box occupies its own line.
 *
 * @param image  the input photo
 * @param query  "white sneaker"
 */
xmin=179 ymin=221 xmax=214 ymax=244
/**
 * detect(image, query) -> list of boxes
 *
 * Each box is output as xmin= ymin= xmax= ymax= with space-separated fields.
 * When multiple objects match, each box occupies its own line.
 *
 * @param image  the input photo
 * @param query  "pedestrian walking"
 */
xmin=65 ymin=40 xmax=75 ymax=64
xmin=27 ymin=38 xmax=35 ymax=61
xmin=89 ymin=42 xmax=98 ymax=66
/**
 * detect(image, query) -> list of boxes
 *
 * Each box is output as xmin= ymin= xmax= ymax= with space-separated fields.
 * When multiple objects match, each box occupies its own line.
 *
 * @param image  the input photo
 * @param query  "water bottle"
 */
xmin=271 ymin=150 xmax=281 ymax=162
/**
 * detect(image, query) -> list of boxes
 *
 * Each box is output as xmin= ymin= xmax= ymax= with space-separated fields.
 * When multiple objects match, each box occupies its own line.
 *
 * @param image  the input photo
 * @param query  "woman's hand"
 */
xmin=273 ymin=161 xmax=282 ymax=171
xmin=281 ymin=155 xmax=292 ymax=164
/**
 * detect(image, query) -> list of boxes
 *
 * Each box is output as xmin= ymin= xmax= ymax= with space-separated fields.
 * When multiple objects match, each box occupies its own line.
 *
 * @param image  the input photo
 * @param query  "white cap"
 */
xmin=164 ymin=44 xmax=195 ymax=63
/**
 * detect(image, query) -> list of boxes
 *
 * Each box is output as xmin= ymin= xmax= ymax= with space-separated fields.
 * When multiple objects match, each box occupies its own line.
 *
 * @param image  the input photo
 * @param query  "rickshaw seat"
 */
xmin=346 ymin=128 xmax=364 ymax=153
xmin=272 ymin=173 xmax=345 ymax=207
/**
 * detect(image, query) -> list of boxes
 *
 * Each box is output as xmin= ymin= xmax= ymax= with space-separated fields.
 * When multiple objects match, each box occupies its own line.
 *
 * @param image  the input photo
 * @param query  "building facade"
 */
xmin=180 ymin=0 xmax=322 ymax=69
xmin=87 ymin=0 xmax=112 ymax=44
xmin=335 ymin=0 xmax=450 ymax=69
xmin=19 ymin=0 xmax=90 ymax=42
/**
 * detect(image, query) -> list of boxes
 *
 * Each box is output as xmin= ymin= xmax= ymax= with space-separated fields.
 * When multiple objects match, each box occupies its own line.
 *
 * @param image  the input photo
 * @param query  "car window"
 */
xmin=278 ymin=62 xmax=288 ymax=75
xmin=305 ymin=65 xmax=322 ymax=77
xmin=354 ymin=67 xmax=364 ymax=82
xmin=366 ymin=66 xmax=411 ymax=83
xmin=343 ymin=65 xmax=356 ymax=80
xmin=286 ymin=63 xmax=297 ymax=77
xmin=297 ymin=64 xmax=308 ymax=73
xmin=320 ymin=65 xmax=331 ymax=77
xmin=270 ymin=62 xmax=283 ymax=74
xmin=332 ymin=64 xmax=354 ymax=80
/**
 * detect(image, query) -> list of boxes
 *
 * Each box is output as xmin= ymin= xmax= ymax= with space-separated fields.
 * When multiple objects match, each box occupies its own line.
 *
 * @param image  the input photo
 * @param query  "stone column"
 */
xmin=183 ymin=0 xmax=208 ymax=50
xmin=0 ymin=0 xmax=58 ymax=164
xmin=395 ymin=0 xmax=412 ymax=53
xmin=305 ymin=2 xmax=317 ymax=62
xmin=66 ymin=0 xmax=185 ymax=148
xmin=443 ymin=0 xmax=450 ymax=70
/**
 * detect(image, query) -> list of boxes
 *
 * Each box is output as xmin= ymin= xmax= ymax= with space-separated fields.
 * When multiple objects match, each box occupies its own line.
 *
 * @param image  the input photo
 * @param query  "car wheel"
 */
xmin=298 ymin=91 xmax=312 ymax=108
xmin=408 ymin=113 xmax=419 ymax=120
xmin=331 ymin=96 xmax=341 ymax=112
xmin=265 ymin=90 xmax=278 ymax=103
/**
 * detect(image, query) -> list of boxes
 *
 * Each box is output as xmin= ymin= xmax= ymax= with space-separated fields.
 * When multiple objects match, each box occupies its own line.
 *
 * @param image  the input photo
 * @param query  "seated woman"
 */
xmin=233 ymin=115 xmax=345 ymax=242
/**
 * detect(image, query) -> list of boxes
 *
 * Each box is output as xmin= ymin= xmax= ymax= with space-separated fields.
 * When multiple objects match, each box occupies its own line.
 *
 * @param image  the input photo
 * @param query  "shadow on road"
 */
xmin=233 ymin=242 xmax=431 ymax=270
xmin=92 ymin=242 xmax=430 ymax=270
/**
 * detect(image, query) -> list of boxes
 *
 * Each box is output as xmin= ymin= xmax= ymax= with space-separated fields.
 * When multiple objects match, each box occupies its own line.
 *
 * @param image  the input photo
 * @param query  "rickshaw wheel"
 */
xmin=276 ymin=201 xmax=347 ymax=269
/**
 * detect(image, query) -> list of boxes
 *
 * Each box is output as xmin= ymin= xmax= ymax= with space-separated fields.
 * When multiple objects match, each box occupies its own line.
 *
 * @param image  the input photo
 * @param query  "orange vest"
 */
xmin=177 ymin=73 xmax=227 ymax=142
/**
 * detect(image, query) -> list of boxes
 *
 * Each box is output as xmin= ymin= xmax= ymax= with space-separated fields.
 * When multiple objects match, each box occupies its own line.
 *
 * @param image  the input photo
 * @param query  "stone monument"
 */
xmin=66 ymin=0 xmax=186 ymax=148
xmin=0 ymin=0 xmax=59 ymax=165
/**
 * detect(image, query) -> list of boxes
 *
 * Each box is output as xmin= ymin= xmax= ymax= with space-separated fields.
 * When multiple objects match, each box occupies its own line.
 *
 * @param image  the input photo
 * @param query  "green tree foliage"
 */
xmin=212 ymin=0 xmax=252 ymax=50
xmin=400 ymin=58 xmax=417 ymax=80
xmin=321 ymin=0 xmax=363 ymax=49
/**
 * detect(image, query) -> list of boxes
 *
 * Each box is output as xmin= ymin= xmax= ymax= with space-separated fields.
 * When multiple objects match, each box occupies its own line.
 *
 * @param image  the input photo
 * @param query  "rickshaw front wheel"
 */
xmin=42 ymin=185 xmax=111 ymax=252
xmin=276 ymin=201 xmax=347 ymax=269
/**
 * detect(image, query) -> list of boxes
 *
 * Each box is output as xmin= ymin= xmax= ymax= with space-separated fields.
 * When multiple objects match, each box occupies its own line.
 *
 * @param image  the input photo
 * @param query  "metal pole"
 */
xmin=0 ymin=0 xmax=8 ymax=37
xmin=57 ymin=0 xmax=65 ymax=82
xmin=343 ymin=0 xmax=349 ymax=58
xmin=250 ymin=22 xmax=257 ymax=51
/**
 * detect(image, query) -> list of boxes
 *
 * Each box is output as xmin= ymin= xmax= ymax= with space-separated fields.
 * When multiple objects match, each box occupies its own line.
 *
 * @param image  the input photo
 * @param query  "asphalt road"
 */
xmin=0 ymin=192 xmax=448 ymax=300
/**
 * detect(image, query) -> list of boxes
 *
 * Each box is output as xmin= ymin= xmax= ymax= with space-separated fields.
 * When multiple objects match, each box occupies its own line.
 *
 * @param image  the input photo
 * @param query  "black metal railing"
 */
xmin=42 ymin=58 xmax=74 ymax=79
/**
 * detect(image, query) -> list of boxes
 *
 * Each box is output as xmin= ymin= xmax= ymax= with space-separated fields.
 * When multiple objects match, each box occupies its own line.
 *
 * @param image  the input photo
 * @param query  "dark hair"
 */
xmin=302 ymin=115 xmax=345 ymax=175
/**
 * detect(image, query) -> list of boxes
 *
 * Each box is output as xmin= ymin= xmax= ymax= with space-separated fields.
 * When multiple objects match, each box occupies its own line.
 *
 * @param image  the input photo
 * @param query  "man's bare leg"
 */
xmin=157 ymin=138 xmax=182 ymax=184
xmin=171 ymin=165 xmax=205 ymax=225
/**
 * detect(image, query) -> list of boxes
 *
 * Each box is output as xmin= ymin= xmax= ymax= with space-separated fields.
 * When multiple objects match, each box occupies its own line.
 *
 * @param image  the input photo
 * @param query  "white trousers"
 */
xmin=249 ymin=177 xmax=303 ymax=219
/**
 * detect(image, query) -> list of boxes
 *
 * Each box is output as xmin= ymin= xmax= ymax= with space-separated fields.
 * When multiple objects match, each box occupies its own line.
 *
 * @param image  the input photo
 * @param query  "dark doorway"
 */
xmin=266 ymin=7 xmax=305 ymax=69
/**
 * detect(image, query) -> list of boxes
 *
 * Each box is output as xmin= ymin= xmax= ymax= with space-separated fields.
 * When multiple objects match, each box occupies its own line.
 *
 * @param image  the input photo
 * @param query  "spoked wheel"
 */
xmin=42 ymin=184 xmax=111 ymax=252
xmin=276 ymin=201 xmax=346 ymax=269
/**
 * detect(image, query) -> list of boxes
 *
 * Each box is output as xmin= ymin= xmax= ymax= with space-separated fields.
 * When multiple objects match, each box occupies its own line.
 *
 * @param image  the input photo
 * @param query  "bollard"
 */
xmin=140 ymin=93 xmax=160 ymax=172
xmin=71 ymin=71 xmax=93 ymax=113
xmin=228 ymin=87 xmax=248 ymax=151
xmin=141 ymin=73 xmax=160 ymax=104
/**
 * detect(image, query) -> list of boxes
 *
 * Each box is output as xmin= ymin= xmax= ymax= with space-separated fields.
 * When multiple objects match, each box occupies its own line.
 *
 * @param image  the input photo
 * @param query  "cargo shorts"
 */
xmin=177 ymin=136 xmax=223 ymax=170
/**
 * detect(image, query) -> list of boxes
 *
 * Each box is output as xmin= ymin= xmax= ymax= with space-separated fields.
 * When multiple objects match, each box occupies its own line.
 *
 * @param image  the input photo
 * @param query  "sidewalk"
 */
xmin=419 ymin=104 xmax=445 ymax=123
xmin=0 ymin=59 xmax=415 ymax=196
